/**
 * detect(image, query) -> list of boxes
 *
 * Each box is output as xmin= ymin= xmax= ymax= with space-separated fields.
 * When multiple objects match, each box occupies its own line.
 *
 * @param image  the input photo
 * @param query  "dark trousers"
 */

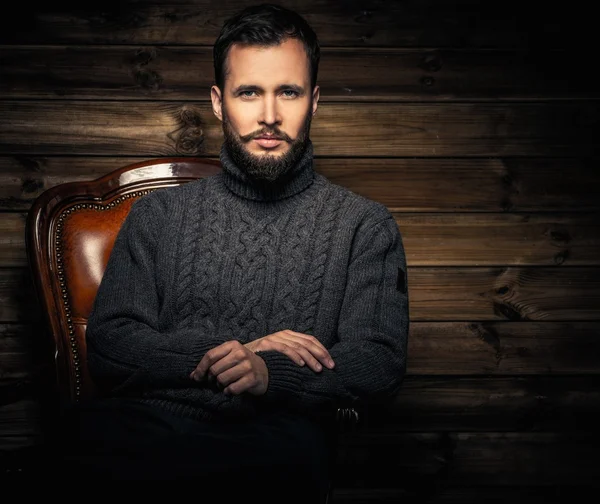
xmin=43 ymin=397 xmax=332 ymax=501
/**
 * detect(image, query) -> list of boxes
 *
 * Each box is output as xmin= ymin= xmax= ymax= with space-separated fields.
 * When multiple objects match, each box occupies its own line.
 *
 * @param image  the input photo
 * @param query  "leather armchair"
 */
xmin=25 ymin=158 xmax=359 ymax=498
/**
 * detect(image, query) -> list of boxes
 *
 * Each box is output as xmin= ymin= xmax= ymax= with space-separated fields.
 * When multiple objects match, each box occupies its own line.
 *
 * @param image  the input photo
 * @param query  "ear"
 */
xmin=211 ymin=85 xmax=223 ymax=121
xmin=311 ymin=85 xmax=320 ymax=116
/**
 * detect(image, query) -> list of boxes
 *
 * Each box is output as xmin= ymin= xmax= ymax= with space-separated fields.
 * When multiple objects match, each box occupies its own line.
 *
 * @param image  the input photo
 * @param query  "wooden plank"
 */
xmin=371 ymin=376 xmax=600 ymax=432
xmin=0 ymin=214 xmax=28 ymax=268
xmin=333 ymin=432 xmax=600 ymax=487
xmin=3 ymin=211 xmax=600 ymax=267
xmin=2 ymin=321 xmax=600 ymax=378
xmin=1 ymin=101 xmax=597 ymax=157
xmin=3 ymin=266 xmax=600 ymax=322
xmin=409 ymin=267 xmax=600 ymax=321
xmin=319 ymin=157 xmax=600 ymax=213
xmin=1 ymin=46 xmax=596 ymax=101
xmin=0 ymin=0 xmax=592 ymax=48
xmin=447 ymin=432 xmax=600 ymax=486
xmin=395 ymin=213 xmax=600 ymax=267
xmin=2 ymin=157 xmax=598 ymax=212
xmin=408 ymin=322 xmax=600 ymax=375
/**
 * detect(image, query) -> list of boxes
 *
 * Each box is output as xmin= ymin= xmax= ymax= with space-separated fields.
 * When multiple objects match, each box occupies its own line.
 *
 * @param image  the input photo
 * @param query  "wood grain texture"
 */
xmin=1 ymin=101 xmax=597 ymax=157
xmin=393 ymin=213 xmax=600 ymax=267
xmin=0 ymin=0 xmax=592 ymax=48
xmin=2 ymin=157 xmax=598 ymax=212
xmin=408 ymin=321 xmax=600 ymax=375
xmin=2 ymin=266 xmax=600 ymax=323
xmin=1 ymin=46 xmax=596 ymax=101
xmin=0 ymin=215 xmax=28 ymax=268
xmin=410 ymin=267 xmax=600 ymax=321
xmin=3 ymin=211 xmax=599 ymax=267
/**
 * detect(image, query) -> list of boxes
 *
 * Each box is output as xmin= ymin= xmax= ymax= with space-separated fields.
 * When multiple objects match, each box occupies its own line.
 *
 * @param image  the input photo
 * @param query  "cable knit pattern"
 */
xmin=85 ymin=139 xmax=409 ymax=423
xmin=221 ymin=211 xmax=274 ymax=340
xmin=176 ymin=186 xmax=204 ymax=330
xmin=270 ymin=205 xmax=311 ymax=333
xmin=196 ymin=192 xmax=225 ymax=335
xmin=296 ymin=185 xmax=346 ymax=335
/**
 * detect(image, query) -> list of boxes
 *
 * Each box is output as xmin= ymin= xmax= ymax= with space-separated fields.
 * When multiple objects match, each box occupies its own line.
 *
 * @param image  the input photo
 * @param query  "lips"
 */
xmin=254 ymin=137 xmax=283 ymax=148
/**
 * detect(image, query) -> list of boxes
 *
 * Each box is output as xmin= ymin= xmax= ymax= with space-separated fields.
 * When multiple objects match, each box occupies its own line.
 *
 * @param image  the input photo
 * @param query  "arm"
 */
xmin=255 ymin=213 xmax=409 ymax=414
xmin=86 ymin=192 xmax=229 ymax=394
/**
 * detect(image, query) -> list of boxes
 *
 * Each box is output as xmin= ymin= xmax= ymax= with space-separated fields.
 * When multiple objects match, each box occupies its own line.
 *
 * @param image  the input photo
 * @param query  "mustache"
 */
xmin=240 ymin=128 xmax=292 ymax=142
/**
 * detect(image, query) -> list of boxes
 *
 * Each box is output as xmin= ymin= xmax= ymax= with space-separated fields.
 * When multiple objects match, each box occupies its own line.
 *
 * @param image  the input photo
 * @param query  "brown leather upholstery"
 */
xmin=26 ymin=158 xmax=221 ymax=404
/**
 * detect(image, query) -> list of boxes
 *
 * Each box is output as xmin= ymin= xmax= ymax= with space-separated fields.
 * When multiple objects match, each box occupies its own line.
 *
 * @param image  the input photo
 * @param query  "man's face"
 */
xmin=211 ymin=38 xmax=320 ymax=183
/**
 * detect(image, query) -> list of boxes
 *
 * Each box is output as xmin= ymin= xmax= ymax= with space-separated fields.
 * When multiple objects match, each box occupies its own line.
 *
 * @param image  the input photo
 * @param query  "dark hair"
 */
xmin=213 ymin=3 xmax=320 ymax=91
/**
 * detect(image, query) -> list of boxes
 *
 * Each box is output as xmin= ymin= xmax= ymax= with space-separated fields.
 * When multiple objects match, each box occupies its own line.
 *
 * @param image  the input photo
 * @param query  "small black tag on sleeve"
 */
xmin=396 ymin=267 xmax=407 ymax=293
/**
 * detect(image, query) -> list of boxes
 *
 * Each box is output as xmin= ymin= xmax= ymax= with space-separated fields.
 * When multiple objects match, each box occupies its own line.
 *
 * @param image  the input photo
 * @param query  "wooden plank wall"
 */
xmin=1 ymin=0 xmax=599 ymax=499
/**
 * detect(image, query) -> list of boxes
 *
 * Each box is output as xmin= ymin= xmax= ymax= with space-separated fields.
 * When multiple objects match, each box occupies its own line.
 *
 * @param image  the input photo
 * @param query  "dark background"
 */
xmin=1 ymin=1 xmax=599 ymax=500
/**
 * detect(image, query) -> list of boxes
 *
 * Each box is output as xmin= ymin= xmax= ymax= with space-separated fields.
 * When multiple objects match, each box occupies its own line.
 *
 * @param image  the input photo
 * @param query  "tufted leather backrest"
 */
xmin=26 ymin=158 xmax=221 ymax=405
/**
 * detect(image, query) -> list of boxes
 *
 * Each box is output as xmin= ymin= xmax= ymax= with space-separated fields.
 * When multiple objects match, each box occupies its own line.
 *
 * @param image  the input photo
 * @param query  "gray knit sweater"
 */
xmin=86 ymin=141 xmax=409 ymax=423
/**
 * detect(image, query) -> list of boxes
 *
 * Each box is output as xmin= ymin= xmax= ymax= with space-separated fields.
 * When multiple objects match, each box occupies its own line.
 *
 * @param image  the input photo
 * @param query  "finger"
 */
xmin=278 ymin=334 xmax=333 ymax=370
xmin=190 ymin=342 xmax=235 ymax=380
xmin=282 ymin=330 xmax=331 ymax=355
xmin=281 ymin=331 xmax=335 ymax=368
xmin=268 ymin=336 xmax=322 ymax=371
xmin=292 ymin=346 xmax=326 ymax=372
xmin=251 ymin=339 xmax=306 ymax=366
xmin=207 ymin=353 xmax=241 ymax=382
xmin=215 ymin=360 xmax=251 ymax=391
xmin=202 ymin=346 xmax=254 ymax=385
xmin=223 ymin=374 xmax=254 ymax=396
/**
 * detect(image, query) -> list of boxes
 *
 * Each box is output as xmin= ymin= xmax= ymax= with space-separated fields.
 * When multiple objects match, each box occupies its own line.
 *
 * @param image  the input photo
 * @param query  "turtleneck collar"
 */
xmin=219 ymin=140 xmax=315 ymax=201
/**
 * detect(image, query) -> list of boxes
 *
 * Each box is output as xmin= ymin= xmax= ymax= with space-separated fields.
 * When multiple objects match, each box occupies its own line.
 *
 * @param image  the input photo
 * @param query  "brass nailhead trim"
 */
xmin=55 ymin=189 xmax=155 ymax=401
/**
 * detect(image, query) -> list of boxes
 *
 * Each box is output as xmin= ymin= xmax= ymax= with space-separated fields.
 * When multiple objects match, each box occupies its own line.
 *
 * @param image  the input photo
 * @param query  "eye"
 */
xmin=240 ymin=90 xmax=256 ymax=98
xmin=282 ymin=90 xmax=299 ymax=98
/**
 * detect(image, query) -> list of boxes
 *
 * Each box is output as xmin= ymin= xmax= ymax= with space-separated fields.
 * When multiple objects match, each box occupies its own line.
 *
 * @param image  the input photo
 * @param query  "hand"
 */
xmin=245 ymin=329 xmax=335 ymax=373
xmin=189 ymin=340 xmax=269 ymax=396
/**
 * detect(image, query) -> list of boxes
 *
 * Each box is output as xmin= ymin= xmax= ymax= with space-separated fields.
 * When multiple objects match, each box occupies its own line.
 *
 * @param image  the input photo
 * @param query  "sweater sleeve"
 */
xmin=256 ymin=213 xmax=409 ymax=414
xmin=86 ymin=192 xmax=229 ymax=394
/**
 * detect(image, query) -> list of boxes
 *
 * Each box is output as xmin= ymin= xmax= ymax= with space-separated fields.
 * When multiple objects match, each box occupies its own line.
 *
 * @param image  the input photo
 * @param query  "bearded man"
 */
xmin=53 ymin=3 xmax=409 ymax=500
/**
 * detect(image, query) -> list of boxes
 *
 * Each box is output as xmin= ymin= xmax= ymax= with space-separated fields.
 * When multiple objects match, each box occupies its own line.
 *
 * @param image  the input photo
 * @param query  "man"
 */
xmin=54 ymin=3 xmax=409 ymax=499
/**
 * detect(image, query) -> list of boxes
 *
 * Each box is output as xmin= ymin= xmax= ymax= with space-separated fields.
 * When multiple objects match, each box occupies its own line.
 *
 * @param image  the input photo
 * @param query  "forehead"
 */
xmin=225 ymin=38 xmax=310 ymax=88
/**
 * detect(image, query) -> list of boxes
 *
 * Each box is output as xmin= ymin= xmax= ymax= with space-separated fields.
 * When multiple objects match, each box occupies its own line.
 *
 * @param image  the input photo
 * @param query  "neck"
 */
xmin=219 ymin=141 xmax=315 ymax=201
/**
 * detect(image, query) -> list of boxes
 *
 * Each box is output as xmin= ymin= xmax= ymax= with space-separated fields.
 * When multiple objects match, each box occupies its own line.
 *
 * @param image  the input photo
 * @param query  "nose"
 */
xmin=259 ymin=94 xmax=281 ymax=126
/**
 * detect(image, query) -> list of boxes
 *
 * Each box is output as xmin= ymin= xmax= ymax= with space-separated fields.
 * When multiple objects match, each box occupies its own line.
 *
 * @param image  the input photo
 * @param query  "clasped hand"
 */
xmin=189 ymin=330 xmax=335 ymax=396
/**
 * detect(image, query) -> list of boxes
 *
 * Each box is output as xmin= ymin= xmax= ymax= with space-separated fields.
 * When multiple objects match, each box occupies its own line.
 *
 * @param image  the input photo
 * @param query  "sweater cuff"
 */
xmin=149 ymin=335 xmax=230 ymax=385
xmin=256 ymin=350 xmax=304 ymax=402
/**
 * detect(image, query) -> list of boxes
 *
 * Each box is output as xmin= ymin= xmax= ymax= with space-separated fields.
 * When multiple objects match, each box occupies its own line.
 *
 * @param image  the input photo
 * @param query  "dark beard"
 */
xmin=221 ymin=102 xmax=313 ymax=183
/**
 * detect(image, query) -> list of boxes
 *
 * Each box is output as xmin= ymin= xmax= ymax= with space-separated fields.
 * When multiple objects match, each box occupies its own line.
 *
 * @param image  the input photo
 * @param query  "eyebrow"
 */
xmin=231 ymin=84 xmax=306 ymax=95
